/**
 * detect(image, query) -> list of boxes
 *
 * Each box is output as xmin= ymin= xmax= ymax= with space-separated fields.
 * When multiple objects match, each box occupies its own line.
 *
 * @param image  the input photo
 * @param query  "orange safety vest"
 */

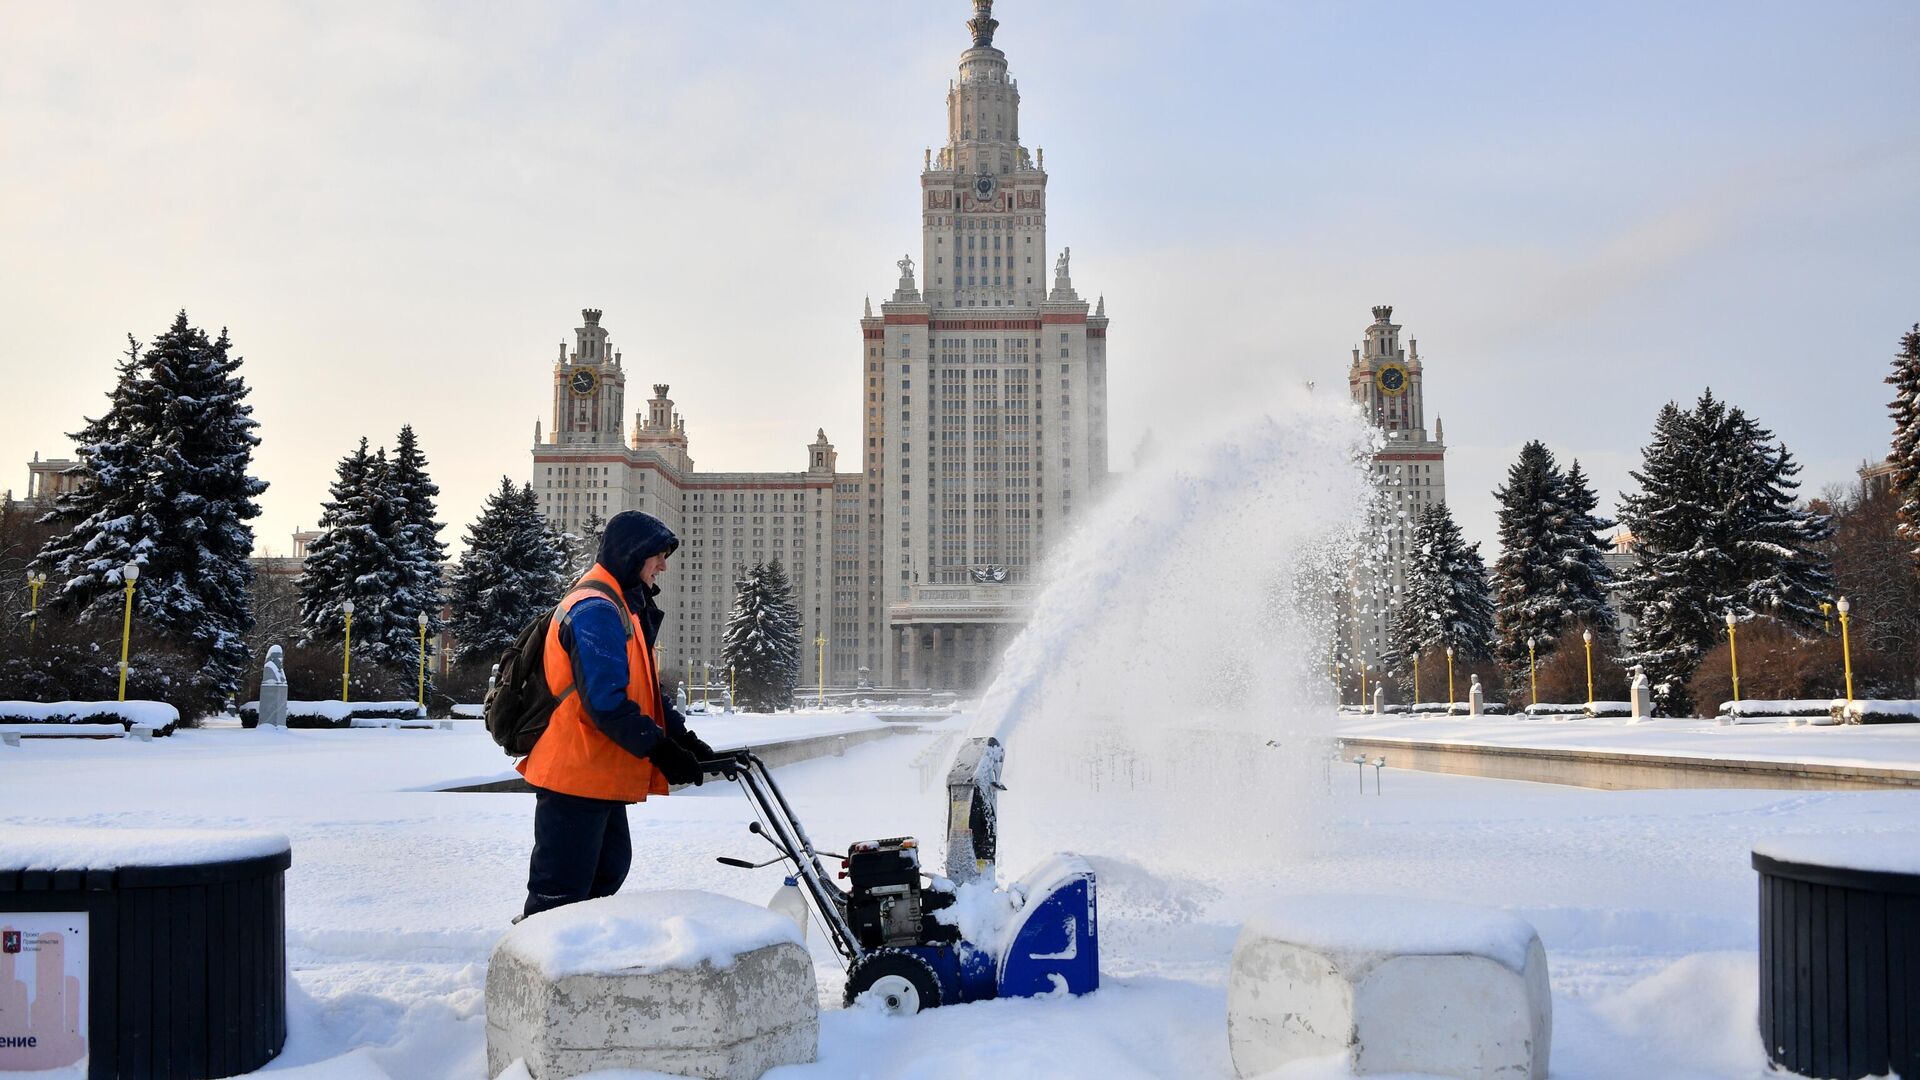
xmin=517 ymin=563 xmax=670 ymax=802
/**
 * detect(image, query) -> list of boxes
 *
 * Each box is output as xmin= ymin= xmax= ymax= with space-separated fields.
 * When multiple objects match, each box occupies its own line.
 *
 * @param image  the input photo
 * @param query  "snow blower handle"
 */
xmin=699 ymin=752 xmax=751 ymax=779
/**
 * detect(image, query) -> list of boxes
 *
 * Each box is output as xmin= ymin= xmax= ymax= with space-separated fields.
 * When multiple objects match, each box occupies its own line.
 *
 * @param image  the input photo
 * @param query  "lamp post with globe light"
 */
xmin=26 ymin=572 xmax=46 ymax=642
xmin=1445 ymin=645 xmax=1455 ymax=713
xmin=1582 ymin=628 xmax=1595 ymax=706
xmin=1838 ymin=596 xmax=1855 ymax=705
xmin=116 ymin=563 xmax=140 ymax=702
xmin=1725 ymin=611 xmax=1742 ymax=704
xmin=1527 ymin=636 xmax=1538 ymax=708
xmin=341 ymin=600 xmax=355 ymax=703
xmin=416 ymin=611 xmax=431 ymax=709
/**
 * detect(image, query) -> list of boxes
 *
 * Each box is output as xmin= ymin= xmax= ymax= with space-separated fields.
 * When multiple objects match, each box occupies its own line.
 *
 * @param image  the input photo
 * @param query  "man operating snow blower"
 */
xmin=509 ymin=510 xmax=715 ymax=920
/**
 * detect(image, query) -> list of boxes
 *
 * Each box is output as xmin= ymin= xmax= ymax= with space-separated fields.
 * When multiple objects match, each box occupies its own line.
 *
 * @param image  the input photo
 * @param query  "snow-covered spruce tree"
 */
xmin=1491 ymin=441 xmax=1571 ymax=679
xmin=447 ymin=478 xmax=570 ymax=666
xmin=382 ymin=425 xmax=446 ymax=686
xmin=1884 ymin=324 xmax=1920 ymax=557
xmin=1618 ymin=402 xmax=1715 ymax=714
xmin=1558 ymin=459 xmax=1618 ymax=635
xmin=1718 ymin=404 xmax=1834 ymax=623
xmin=34 ymin=312 xmax=268 ymax=693
xmin=760 ymin=557 xmax=804 ymax=695
xmin=34 ymin=339 xmax=154 ymax=615
xmin=1389 ymin=502 xmax=1496 ymax=665
xmin=721 ymin=561 xmax=802 ymax=711
xmin=1619 ymin=391 xmax=1833 ymax=715
xmin=569 ymin=511 xmax=607 ymax=577
xmin=299 ymin=440 xmax=407 ymax=662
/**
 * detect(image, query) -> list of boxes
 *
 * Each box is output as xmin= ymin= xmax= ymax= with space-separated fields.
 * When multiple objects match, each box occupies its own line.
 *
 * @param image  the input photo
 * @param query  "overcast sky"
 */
xmin=3 ymin=1 xmax=1916 ymax=558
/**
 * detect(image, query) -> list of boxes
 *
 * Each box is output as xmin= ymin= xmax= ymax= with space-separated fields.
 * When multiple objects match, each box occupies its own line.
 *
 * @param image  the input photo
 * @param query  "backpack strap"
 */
xmin=552 ymin=579 xmax=635 ymax=709
xmin=562 ymin=580 xmax=634 ymax=640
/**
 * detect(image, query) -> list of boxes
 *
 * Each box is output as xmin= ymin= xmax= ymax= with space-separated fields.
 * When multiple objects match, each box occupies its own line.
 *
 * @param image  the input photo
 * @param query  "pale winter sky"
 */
xmin=2 ymin=2 xmax=1916 ymax=559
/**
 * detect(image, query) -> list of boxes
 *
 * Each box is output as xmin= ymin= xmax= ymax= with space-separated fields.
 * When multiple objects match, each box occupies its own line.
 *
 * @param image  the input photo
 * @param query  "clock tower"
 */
xmin=550 ymin=308 xmax=626 ymax=447
xmin=1346 ymin=304 xmax=1447 ymax=670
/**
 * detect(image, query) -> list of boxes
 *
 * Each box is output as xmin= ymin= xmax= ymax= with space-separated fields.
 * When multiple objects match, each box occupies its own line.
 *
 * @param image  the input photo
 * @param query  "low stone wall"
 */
xmin=1338 ymin=736 xmax=1920 ymax=791
xmin=444 ymin=725 xmax=903 ymax=794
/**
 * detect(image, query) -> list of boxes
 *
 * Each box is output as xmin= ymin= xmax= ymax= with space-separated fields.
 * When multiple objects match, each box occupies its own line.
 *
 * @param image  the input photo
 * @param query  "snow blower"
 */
xmin=706 ymin=737 xmax=1098 ymax=1015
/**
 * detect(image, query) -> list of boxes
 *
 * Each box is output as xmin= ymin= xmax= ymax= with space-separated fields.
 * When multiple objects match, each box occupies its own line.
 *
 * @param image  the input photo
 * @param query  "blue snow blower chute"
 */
xmin=706 ymin=737 xmax=1098 ymax=1015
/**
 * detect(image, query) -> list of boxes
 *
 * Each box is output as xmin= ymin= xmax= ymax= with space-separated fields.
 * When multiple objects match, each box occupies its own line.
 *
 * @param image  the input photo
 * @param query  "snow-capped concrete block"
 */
xmin=1228 ymin=895 xmax=1551 ymax=1079
xmin=485 ymin=890 xmax=817 ymax=1080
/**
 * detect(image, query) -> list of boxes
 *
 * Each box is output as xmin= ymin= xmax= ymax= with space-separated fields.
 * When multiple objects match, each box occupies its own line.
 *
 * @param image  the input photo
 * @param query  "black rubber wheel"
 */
xmin=843 ymin=948 xmax=943 ymax=1014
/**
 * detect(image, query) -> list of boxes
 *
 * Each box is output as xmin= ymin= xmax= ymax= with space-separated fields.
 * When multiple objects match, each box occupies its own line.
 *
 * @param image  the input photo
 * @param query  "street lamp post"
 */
xmin=1335 ymin=662 xmax=1344 ymax=706
xmin=1527 ymin=636 xmax=1538 ymax=708
xmin=416 ymin=611 xmax=430 ymax=709
xmin=1725 ymin=611 xmax=1741 ymax=704
xmin=340 ymin=599 xmax=355 ymax=703
xmin=1445 ymin=645 xmax=1455 ymax=713
xmin=1838 ymin=596 xmax=1855 ymax=705
xmin=1582 ymin=628 xmax=1595 ymax=706
xmin=703 ymin=660 xmax=712 ymax=708
xmin=1412 ymin=653 xmax=1421 ymax=705
xmin=1360 ymin=664 xmax=1370 ymax=709
xmin=116 ymin=563 xmax=140 ymax=702
xmin=815 ymin=633 xmax=827 ymax=708
xmin=26 ymin=572 xmax=46 ymax=642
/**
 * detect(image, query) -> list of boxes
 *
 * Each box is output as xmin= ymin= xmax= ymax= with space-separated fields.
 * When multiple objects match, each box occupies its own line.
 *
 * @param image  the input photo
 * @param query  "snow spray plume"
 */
xmin=969 ymin=386 xmax=1376 ymax=887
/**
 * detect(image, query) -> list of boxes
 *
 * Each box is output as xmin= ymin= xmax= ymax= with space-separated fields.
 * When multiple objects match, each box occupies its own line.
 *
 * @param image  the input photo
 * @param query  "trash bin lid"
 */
xmin=0 ymin=825 xmax=291 ymax=890
xmin=1752 ymin=833 xmax=1920 ymax=893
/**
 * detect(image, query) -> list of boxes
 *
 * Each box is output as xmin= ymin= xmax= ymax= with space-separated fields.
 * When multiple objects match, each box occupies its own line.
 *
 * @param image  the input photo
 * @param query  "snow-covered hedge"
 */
xmin=1585 ymin=701 xmax=1633 ymax=718
xmin=239 ymin=700 xmax=425 ymax=728
xmin=1830 ymin=699 xmax=1920 ymax=725
xmin=1524 ymin=703 xmax=1590 ymax=717
xmin=1716 ymin=699 xmax=1833 ymax=721
xmin=0 ymin=700 xmax=179 ymax=737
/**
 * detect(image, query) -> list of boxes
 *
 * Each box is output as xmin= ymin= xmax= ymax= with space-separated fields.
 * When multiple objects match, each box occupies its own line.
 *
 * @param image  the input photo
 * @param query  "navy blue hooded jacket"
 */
xmin=555 ymin=511 xmax=685 ymax=765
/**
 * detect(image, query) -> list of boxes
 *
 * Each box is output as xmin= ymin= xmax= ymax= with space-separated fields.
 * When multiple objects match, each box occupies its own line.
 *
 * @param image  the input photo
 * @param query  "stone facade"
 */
xmin=532 ymin=316 xmax=844 ymax=690
xmin=532 ymin=2 xmax=1108 ymax=693
xmin=1347 ymin=305 xmax=1446 ymax=669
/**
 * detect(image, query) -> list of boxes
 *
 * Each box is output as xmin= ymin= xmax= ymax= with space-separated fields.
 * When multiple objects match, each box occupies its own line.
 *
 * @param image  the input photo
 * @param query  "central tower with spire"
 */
xmin=842 ymin=1 xmax=1112 ymax=691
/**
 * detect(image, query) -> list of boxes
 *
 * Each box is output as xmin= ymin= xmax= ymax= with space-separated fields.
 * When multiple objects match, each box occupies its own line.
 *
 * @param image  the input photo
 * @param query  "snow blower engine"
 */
xmin=706 ymin=737 xmax=1098 ymax=1015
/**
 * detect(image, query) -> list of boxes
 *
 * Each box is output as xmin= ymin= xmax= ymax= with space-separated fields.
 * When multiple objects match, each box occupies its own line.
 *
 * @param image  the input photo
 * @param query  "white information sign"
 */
xmin=0 ymin=912 xmax=88 ymax=1074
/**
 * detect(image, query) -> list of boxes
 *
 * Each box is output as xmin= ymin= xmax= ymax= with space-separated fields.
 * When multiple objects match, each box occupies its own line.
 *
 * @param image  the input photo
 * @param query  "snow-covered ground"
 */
xmin=5 ymin=712 xmax=1916 ymax=1077
xmin=1340 ymin=710 xmax=1920 ymax=770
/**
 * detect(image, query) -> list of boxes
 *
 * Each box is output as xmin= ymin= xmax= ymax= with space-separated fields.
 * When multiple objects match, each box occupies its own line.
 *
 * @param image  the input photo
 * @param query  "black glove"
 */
xmin=648 ymin=734 xmax=704 ymax=786
xmin=673 ymin=728 xmax=717 ymax=763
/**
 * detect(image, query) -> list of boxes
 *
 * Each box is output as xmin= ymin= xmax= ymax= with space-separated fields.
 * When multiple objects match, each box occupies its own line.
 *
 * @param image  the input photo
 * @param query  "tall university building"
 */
xmin=530 ymin=1 xmax=1108 ymax=692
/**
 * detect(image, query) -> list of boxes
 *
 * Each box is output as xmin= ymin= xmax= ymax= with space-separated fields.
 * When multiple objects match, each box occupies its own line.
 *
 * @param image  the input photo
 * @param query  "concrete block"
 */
xmin=1228 ymin=895 xmax=1550 ymax=1079
xmin=486 ymin=891 xmax=816 ymax=1080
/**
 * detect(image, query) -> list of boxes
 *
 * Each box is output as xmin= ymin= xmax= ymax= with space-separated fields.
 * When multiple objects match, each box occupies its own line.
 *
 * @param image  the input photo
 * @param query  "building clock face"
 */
xmin=973 ymin=174 xmax=998 ymax=201
xmin=569 ymin=368 xmax=599 ymax=397
xmin=1375 ymin=363 xmax=1409 ymax=397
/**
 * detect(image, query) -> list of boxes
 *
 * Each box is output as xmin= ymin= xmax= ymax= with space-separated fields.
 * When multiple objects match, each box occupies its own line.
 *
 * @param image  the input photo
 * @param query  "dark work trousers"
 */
xmin=522 ymin=786 xmax=633 ymax=920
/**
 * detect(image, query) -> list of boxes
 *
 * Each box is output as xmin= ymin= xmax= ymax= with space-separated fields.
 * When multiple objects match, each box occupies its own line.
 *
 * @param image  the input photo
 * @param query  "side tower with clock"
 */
xmin=1347 ymin=304 xmax=1447 ymax=672
xmin=550 ymin=308 xmax=626 ymax=448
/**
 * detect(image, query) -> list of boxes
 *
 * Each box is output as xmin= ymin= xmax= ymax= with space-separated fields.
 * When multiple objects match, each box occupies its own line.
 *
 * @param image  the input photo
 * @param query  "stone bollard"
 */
xmin=1631 ymin=667 xmax=1652 ymax=723
xmin=1469 ymin=674 xmax=1484 ymax=717
xmin=258 ymin=645 xmax=289 ymax=729
xmin=487 ymin=891 xmax=817 ymax=1079
xmin=677 ymin=685 xmax=689 ymax=713
xmin=1372 ymin=686 xmax=1385 ymax=715
xmin=1229 ymin=895 xmax=1551 ymax=1078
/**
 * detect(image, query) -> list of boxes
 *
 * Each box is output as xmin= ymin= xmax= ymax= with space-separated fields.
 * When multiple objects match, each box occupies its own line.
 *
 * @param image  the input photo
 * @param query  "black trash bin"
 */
xmin=0 ymin=827 xmax=291 ymax=1079
xmin=1753 ymin=836 xmax=1920 ymax=1080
